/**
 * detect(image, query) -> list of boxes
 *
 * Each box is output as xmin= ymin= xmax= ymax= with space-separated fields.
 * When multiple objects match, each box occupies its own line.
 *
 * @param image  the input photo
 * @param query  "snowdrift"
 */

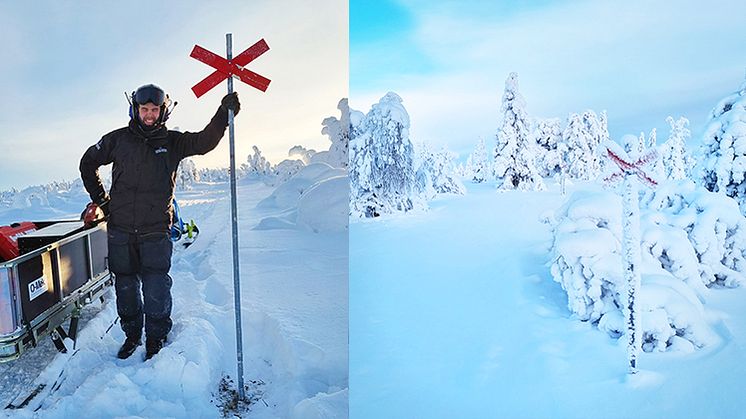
xmin=255 ymin=163 xmax=348 ymax=232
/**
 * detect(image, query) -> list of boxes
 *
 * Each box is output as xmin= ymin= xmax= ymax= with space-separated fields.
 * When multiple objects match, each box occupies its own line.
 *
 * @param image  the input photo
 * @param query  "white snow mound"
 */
xmin=297 ymin=176 xmax=349 ymax=233
xmin=257 ymin=163 xmax=345 ymax=210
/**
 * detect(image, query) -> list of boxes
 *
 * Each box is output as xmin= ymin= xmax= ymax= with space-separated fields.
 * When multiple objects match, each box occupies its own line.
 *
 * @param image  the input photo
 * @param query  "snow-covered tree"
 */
xmin=637 ymin=132 xmax=646 ymax=155
xmin=320 ymin=98 xmax=350 ymax=169
xmin=533 ymin=118 xmax=564 ymax=177
xmin=698 ymin=78 xmax=746 ymax=214
xmin=454 ymin=160 xmax=469 ymax=178
xmin=413 ymin=142 xmax=437 ymax=202
xmin=176 ymin=158 xmax=199 ymax=190
xmin=563 ymin=113 xmax=593 ymax=180
xmin=620 ymin=134 xmax=639 ymax=156
xmin=583 ymin=110 xmax=606 ymax=174
xmin=0 ymin=188 xmax=17 ymax=208
xmin=467 ymin=137 xmax=490 ymax=183
xmin=288 ymin=145 xmax=317 ymax=165
xmin=493 ymin=72 xmax=545 ymax=191
xmin=243 ymin=145 xmax=272 ymax=179
xmin=563 ymin=110 xmax=606 ymax=181
xmin=198 ymin=167 xmax=230 ymax=183
xmin=418 ymin=144 xmax=465 ymax=195
xmin=272 ymin=159 xmax=305 ymax=185
xmin=661 ymin=116 xmax=694 ymax=181
xmin=648 ymin=128 xmax=657 ymax=149
xmin=349 ymin=92 xmax=426 ymax=217
xmin=549 ymin=180 xmax=746 ymax=352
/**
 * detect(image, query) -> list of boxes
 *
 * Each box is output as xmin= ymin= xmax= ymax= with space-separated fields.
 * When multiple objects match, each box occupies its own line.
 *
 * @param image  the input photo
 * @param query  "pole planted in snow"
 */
xmin=605 ymin=145 xmax=658 ymax=375
xmin=190 ymin=33 xmax=270 ymax=400
xmin=226 ymin=33 xmax=246 ymax=399
xmin=621 ymin=175 xmax=642 ymax=374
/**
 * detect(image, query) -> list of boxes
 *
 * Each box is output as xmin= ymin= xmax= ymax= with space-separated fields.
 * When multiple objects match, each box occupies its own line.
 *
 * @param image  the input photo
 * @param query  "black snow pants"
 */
xmin=107 ymin=227 xmax=173 ymax=342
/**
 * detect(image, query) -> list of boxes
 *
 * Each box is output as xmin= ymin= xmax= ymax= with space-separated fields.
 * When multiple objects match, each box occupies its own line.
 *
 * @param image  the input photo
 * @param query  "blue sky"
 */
xmin=0 ymin=1 xmax=347 ymax=191
xmin=351 ymin=0 xmax=746 ymax=160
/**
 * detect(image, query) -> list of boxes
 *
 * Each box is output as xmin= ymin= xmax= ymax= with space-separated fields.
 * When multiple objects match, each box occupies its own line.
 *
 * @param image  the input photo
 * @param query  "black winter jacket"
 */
xmin=80 ymin=107 xmax=229 ymax=234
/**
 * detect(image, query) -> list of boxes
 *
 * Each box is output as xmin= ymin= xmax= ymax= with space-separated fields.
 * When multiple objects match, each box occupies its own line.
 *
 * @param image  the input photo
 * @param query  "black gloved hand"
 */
xmin=94 ymin=193 xmax=111 ymax=217
xmin=221 ymin=92 xmax=241 ymax=116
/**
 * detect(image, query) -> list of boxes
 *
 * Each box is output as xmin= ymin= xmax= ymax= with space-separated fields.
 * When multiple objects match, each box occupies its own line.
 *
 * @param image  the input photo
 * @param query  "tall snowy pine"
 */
xmin=493 ymin=72 xmax=545 ymax=191
xmin=698 ymin=78 xmax=746 ymax=214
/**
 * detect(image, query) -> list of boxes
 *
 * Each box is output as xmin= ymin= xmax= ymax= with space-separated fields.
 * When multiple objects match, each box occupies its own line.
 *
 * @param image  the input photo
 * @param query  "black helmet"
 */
xmin=129 ymin=84 xmax=173 ymax=130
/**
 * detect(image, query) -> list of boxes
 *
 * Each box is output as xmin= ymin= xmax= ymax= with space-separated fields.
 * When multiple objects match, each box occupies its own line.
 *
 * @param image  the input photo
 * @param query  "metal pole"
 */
xmin=622 ymin=174 xmax=642 ymax=374
xmin=226 ymin=32 xmax=245 ymax=399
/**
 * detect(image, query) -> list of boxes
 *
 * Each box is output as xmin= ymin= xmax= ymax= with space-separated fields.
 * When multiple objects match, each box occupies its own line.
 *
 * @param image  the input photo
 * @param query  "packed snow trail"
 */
xmin=350 ymin=182 xmax=746 ymax=418
xmin=1 ymin=179 xmax=348 ymax=418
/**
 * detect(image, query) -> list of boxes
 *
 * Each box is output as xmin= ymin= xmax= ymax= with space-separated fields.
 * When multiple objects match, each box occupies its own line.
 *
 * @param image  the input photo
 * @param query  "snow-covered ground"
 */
xmin=1 ymin=178 xmax=348 ymax=418
xmin=350 ymin=181 xmax=746 ymax=418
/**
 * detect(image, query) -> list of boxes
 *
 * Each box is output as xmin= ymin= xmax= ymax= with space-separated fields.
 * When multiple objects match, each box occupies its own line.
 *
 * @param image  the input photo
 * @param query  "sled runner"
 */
xmin=0 ymin=220 xmax=111 ymax=363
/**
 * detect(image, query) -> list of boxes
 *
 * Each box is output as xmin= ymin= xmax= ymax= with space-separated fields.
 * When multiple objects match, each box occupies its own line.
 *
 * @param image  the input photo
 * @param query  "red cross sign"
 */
xmin=604 ymin=147 xmax=658 ymax=188
xmin=190 ymin=39 xmax=271 ymax=98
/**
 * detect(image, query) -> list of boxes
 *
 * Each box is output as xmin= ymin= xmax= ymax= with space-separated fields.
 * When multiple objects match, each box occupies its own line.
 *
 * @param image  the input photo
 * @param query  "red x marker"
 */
xmin=604 ymin=147 xmax=658 ymax=187
xmin=190 ymin=39 xmax=271 ymax=98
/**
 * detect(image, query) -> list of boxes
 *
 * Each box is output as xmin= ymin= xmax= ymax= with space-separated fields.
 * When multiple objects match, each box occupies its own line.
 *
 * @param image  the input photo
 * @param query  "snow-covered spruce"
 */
xmin=660 ymin=116 xmax=695 ymax=181
xmin=562 ymin=111 xmax=608 ymax=181
xmin=698 ymin=77 xmax=746 ymax=214
xmin=533 ymin=117 xmax=565 ymax=178
xmin=416 ymin=143 xmax=465 ymax=196
xmin=349 ymin=92 xmax=426 ymax=217
xmin=549 ymin=180 xmax=745 ymax=351
xmin=493 ymin=72 xmax=545 ymax=191
xmin=465 ymin=137 xmax=490 ymax=183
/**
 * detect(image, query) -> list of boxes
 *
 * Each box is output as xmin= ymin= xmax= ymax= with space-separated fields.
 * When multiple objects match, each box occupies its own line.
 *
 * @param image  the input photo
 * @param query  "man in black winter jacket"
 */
xmin=79 ymin=84 xmax=240 ymax=360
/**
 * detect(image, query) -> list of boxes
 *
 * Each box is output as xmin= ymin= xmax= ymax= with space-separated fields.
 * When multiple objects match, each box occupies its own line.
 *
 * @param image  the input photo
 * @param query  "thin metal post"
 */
xmin=226 ymin=32 xmax=245 ymax=399
xmin=622 ymin=174 xmax=641 ymax=374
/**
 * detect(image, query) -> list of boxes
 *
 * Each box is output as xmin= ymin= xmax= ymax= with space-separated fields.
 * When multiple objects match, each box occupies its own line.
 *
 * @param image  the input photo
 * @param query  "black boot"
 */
xmin=144 ymin=336 xmax=166 ymax=360
xmin=117 ymin=336 xmax=141 ymax=359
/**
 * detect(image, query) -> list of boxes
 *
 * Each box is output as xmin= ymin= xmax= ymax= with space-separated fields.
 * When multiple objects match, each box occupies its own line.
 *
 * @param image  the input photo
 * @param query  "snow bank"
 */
xmin=256 ymin=163 xmax=348 ymax=233
xmin=549 ymin=180 xmax=745 ymax=351
xmin=257 ymin=163 xmax=344 ymax=210
xmin=291 ymin=389 xmax=348 ymax=419
xmin=297 ymin=176 xmax=349 ymax=233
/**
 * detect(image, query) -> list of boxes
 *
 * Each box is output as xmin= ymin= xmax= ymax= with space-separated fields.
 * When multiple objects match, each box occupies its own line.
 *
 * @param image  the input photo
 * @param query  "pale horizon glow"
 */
xmin=0 ymin=1 xmax=347 ymax=191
